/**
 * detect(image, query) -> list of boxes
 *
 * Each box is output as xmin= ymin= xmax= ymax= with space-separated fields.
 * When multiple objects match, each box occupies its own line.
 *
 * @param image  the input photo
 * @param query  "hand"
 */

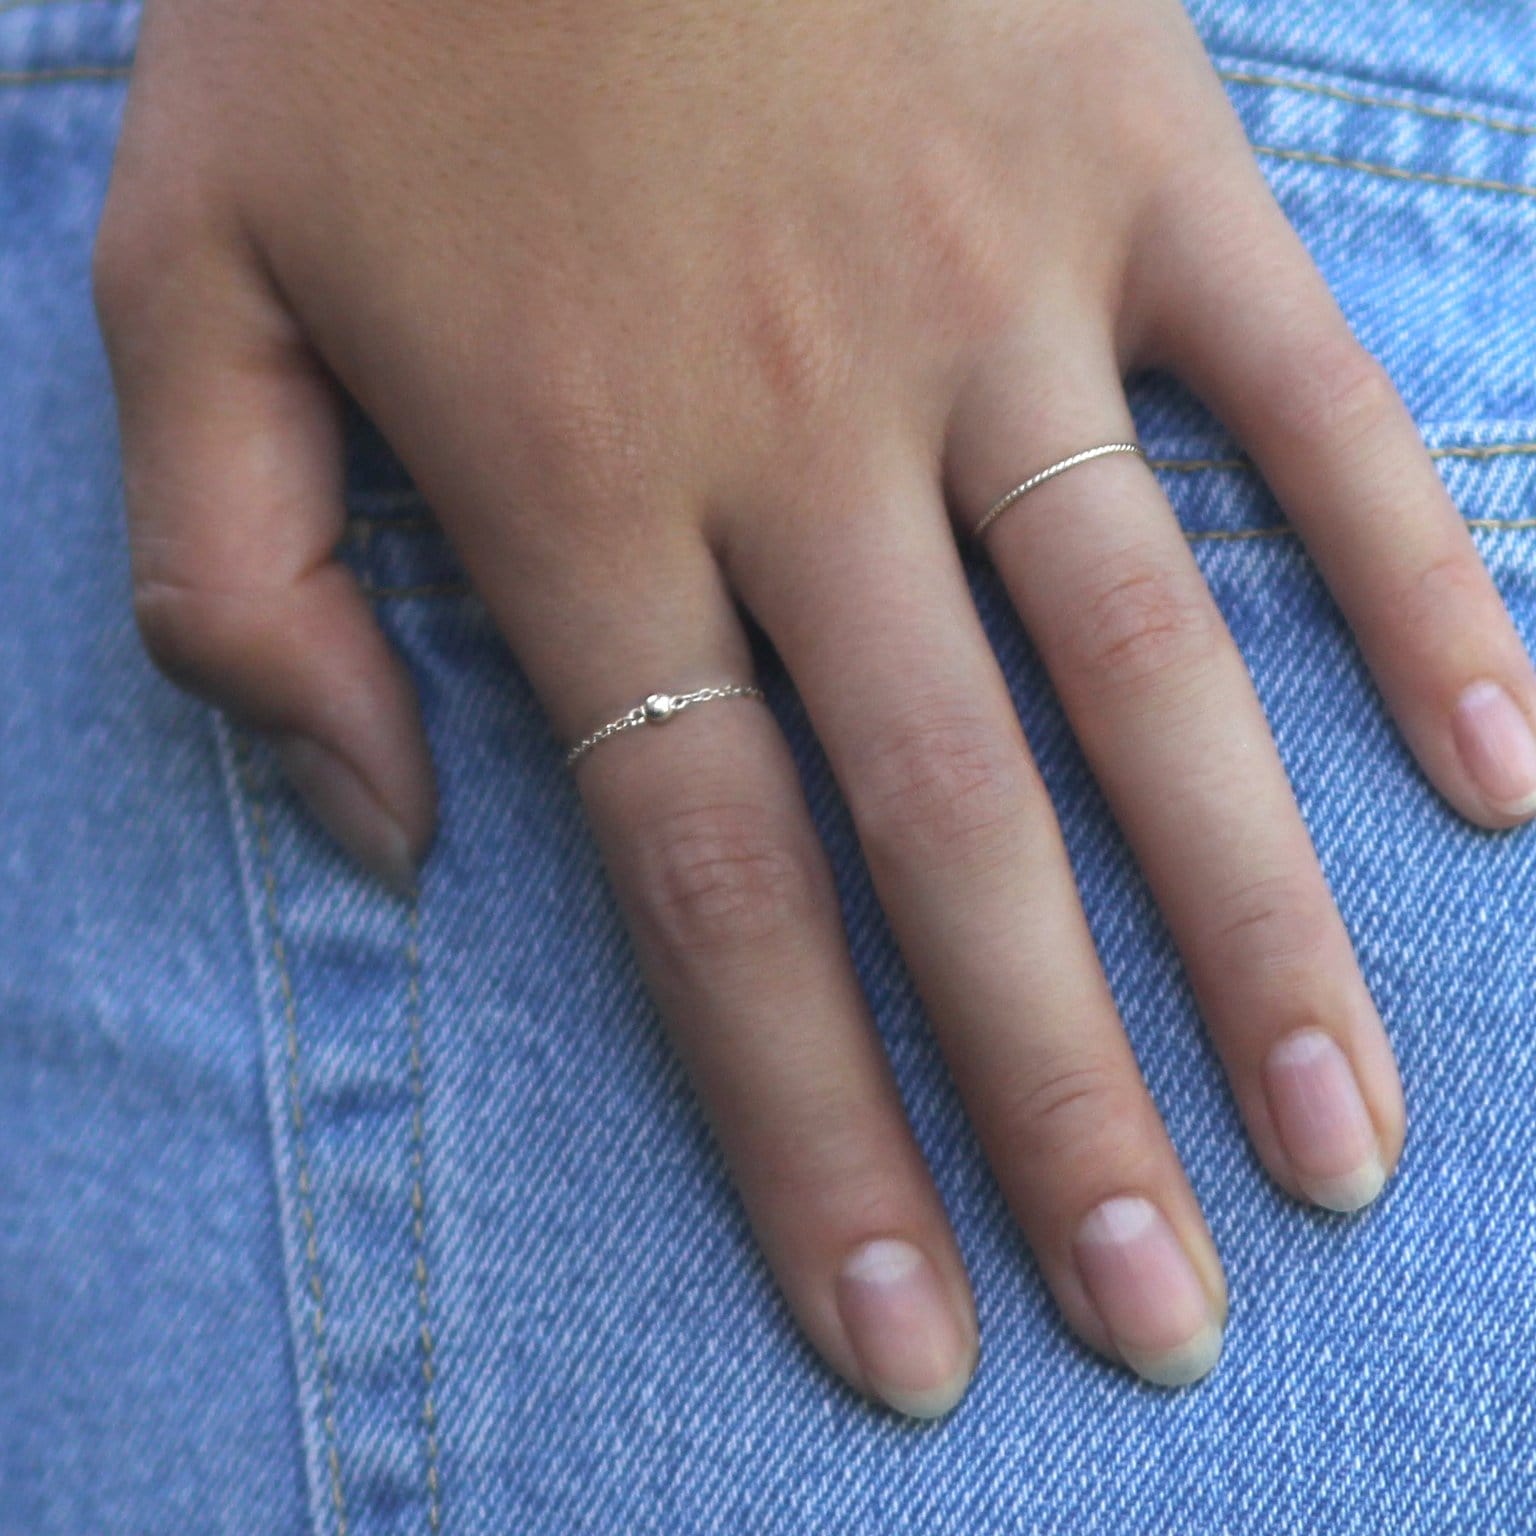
xmin=94 ymin=0 xmax=1536 ymax=1413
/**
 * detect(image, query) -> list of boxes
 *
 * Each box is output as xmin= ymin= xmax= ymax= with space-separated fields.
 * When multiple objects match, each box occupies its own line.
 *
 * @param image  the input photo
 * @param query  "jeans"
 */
xmin=4 ymin=2 xmax=1536 ymax=1531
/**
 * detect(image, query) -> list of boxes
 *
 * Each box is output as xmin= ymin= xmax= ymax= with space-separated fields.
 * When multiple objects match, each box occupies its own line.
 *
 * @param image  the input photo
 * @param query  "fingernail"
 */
xmin=836 ymin=1238 xmax=974 ymax=1419
xmin=1073 ymin=1196 xmax=1223 ymax=1388
xmin=1452 ymin=680 xmax=1536 ymax=818
xmin=274 ymin=735 xmax=418 ymax=897
xmin=1263 ymin=1029 xmax=1385 ymax=1212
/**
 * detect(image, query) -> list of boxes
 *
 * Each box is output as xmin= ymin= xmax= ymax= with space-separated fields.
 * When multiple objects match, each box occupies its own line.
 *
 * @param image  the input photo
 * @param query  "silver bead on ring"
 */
xmin=565 ymin=683 xmax=765 ymax=767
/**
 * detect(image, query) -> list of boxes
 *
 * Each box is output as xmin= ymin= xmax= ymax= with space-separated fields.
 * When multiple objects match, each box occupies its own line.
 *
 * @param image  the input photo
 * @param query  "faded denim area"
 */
xmin=3 ymin=2 xmax=1535 ymax=1532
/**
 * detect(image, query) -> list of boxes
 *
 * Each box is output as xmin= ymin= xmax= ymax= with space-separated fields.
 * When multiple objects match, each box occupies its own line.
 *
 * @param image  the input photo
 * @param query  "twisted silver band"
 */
xmin=972 ymin=441 xmax=1146 ymax=540
xmin=565 ymin=684 xmax=765 ymax=768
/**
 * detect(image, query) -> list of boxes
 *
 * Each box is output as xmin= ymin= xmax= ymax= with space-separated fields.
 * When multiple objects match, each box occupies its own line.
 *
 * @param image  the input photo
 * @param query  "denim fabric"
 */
xmin=4 ymin=2 xmax=1536 ymax=1532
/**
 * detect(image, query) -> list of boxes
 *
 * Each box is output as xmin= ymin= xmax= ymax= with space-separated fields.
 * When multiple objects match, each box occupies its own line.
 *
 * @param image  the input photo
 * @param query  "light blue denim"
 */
xmin=4 ymin=2 xmax=1536 ymax=1532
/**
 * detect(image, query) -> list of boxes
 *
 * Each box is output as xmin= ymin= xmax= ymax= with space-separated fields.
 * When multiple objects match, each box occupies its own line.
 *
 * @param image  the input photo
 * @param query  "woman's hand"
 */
xmin=94 ymin=0 xmax=1536 ymax=1412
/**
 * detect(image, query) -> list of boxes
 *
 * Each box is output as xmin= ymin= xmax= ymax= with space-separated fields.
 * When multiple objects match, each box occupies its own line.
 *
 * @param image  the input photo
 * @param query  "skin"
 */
xmin=94 ymin=0 xmax=1536 ymax=1412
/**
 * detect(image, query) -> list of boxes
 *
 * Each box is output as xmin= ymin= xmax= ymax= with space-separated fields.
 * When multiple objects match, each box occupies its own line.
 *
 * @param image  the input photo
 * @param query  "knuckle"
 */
xmin=1099 ymin=75 xmax=1193 ymax=190
xmin=1205 ymin=872 xmax=1341 ymax=993
xmin=848 ymin=705 xmax=1032 ymax=871
xmin=1060 ymin=558 xmax=1218 ymax=694
xmin=997 ymin=1055 xmax=1143 ymax=1166
xmin=532 ymin=385 xmax=644 ymax=480
xmin=1253 ymin=973 xmax=1351 ymax=1050
xmin=509 ymin=331 xmax=656 ymax=505
xmin=130 ymin=570 xmax=274 ymax=694
xmin=730 ymin=246 xmax=855 ymax=419
xmin=1398 ymin=547 xmax=1489 ymax=629
xmin=891 ymin=137 xmax=1019 ymax=339
xmin=130 ymin=575 xmax=229 ymax=687
xmin=1270 ymin=332 xmax=1398 ymax=448
xmin=758 ymin=1134 xmax=915 ymax=1235
xmin=629 ymin=799 xmax=816 ymax=958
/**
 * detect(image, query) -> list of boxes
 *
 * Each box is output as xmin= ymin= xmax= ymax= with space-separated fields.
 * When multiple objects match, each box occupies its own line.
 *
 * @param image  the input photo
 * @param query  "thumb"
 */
xmin=93 ymin=205 xmax=436 ymax=893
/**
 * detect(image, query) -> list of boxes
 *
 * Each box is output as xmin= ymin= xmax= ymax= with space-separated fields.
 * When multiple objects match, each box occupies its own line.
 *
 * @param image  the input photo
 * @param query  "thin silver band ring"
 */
xmin=972 ymin=441 xmax=1146 ymax=540
xmin=565 ymin=684 xmax=765 ymax=768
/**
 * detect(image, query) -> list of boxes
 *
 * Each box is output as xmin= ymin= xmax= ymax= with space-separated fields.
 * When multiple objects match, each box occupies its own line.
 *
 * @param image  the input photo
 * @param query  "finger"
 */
xmin=1137 ymin=156 xmax=1536 ymax=829
xmin=92 ymin=207 xmax=434 ymax=890
xmin=494 ymin=531 xmax=979 ymax=1419
xmin=946 ymin=324 xmax=1405 ymax=1215
xmin=724 ymin=454 xmax=1229 ymax=1388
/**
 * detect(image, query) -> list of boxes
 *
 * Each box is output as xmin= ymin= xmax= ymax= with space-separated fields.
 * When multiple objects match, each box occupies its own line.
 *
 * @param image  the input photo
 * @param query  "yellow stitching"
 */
xmin=344 ymin=442 xmax=1536 ymax=552
xmin=1188 ymin=517 xmax=1536 ymax=544
xmin=360 ymin=520 xmax=1536 ymax=590
xmin=404 ymin=898 xmax=444 ymax=1534
xmin=1188 ymin=526 xmax=1287 ymax=543
xmin=1254 ymin=143 xmax=1536 ymax=200
xmin=1427 ymin=442 xmax=1536 ymax=460
xmin=346 ymin=446 xmax=1536 ymax=530
xmin=1148 ymin=444 xmax=1536 ymax=474
xmin=235 ymin=735 xmax=350 ymax=1536
xmin=1221 ymin=68 xmax=1536 ymax=139
xmin=1146 ymin=457 xmax=1249 ymax=473
xmin=349 ymin=446 xmax=1536 ymax=591
xmin=0 ymin=64 xmax=131 ymax=85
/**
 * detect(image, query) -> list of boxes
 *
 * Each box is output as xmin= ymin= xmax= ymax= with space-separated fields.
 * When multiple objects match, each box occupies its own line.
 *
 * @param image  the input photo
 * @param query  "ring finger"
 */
xmin=946 ymin=323 xmax=1406 ymax=1214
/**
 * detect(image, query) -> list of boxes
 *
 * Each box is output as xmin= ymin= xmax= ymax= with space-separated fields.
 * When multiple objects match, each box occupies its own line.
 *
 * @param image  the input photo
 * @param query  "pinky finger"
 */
xmin=1137 ymin=162 xmax=1536 ymax=829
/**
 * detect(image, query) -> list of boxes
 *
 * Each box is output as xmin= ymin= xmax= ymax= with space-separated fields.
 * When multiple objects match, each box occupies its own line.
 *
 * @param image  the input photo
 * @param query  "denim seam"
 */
xmin=1218 ymin=66 xmax=1536 ymax=138
xmin=1186 ymin=517 xmax=1536 ymax=545
xmin=1158 ymin=442 xmax=1536 ymax=473
xmin=346 ymin=442 xmax=1536 ymax=538
xmin=225 ymin=725 xmax=352 ymax=1536
xmin=1254 ymin=143 xmax=1536 ymax=202
xmin=354 ymin=514 xmax=1536 ymax=600
xmin=404 ymin=897 xmax=444 ymax=1533
xmin=348 ymin=442 xmax=1536 ymax=597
